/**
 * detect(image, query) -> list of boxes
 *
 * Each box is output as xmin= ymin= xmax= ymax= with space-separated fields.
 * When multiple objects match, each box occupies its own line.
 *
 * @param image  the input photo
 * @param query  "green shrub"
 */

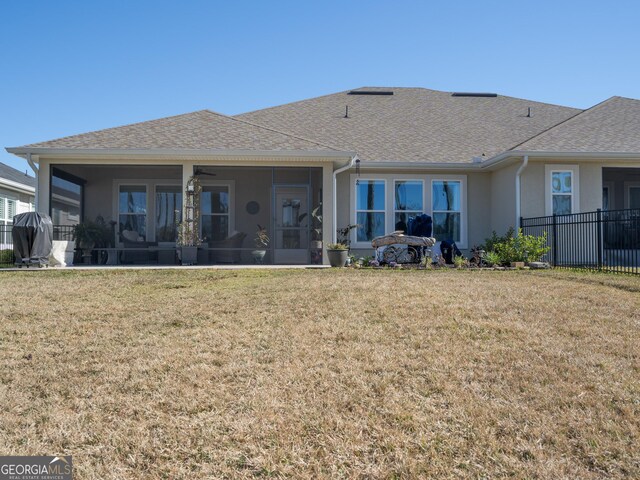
xmin=0 ymin=249 xmax=14 ymax=265
xmin=326 ymin=243 xmax=348 ymax=251
xmin=493 ymin=229 xmax=549 ymax=264
xmin=484 ymin=251 xmax=501 ymax=267
xmin=481 ymin=227 xmax=515 ymax=252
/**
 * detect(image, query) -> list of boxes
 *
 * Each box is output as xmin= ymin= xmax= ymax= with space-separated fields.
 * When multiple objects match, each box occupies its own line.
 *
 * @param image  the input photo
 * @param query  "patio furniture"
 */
xmin=120 ymin=230 xmax=158 ymax=264
xmin=210 ymin=231 xmax=247 ymax=263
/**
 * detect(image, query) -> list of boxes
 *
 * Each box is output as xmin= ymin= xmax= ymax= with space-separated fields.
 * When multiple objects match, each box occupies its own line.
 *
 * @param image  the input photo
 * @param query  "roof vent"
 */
xmin=451 ymin=92 xmax=498 ymax=97
xmin=348 ymin=90 xmax=394 ymax=96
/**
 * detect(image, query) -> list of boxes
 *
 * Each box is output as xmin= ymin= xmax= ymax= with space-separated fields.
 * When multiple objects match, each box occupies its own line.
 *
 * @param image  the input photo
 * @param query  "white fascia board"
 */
xmin=0 ymin=177 xmax=36 ymax=194
xmin=5 ymin=147 xmax=356 ymax=160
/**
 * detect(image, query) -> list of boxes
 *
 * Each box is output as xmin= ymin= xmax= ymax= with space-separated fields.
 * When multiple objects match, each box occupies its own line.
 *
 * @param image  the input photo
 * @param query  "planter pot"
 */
xmin=326 ymin=249 xmax=348 ymax=267
xmin=180 ymin=246 xmax=198 ymax=265
xmin=252 ymin=249 xmax=266 ymax=264
xmin=510 ymin=261 xmax=525 ymax=269
xmin=50 ymin=240 xmax=75 ymax=267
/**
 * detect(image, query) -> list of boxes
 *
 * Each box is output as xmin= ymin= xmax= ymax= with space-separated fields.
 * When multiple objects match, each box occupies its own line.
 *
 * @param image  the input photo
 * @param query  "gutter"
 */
xmin=515 ymin=155 xmax=529 ymax=231
xmin=5 ymin=147 xmax=357 ymax=160
xmin=25 ymin=153 xmax=39 ymax=211
xmin=332 ymin=155 xmax=358 ymax=243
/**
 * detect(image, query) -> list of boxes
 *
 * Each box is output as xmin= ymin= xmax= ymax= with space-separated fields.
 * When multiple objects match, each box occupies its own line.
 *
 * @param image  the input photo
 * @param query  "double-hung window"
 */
xmin=356 ymin=180 xmax=386 ymax=242
xmin=432 ymin=180 xmax=461 ymax=243
xmin=119 ymin=185 xmax=147 ymax=239
xmin=201 ymin=185 xmax=230 ymax=242
xmin=551 ymin=171 xmax=573 ymax=215
xmin=0 ymin=196 xmax=16 ymax=245
xmin=394 ymin=180 xmax=423 ymax=232
xmin=155 ymin=186 xmax=182 ymax=242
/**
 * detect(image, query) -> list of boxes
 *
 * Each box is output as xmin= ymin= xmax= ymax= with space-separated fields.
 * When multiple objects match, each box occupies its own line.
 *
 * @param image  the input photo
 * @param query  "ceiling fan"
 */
xmin=193 ymin=168 xmax=217 ymax=177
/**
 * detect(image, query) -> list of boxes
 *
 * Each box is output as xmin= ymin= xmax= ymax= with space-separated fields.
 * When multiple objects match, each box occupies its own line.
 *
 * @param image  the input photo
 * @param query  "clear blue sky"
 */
xmin=2 ymin=0 xmax=640 ymax=172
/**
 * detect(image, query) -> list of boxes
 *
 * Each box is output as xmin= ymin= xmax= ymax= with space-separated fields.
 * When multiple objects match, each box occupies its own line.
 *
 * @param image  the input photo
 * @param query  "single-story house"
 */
xmin=0 ymin=162 xmax=35 ymax=248
xmin=6 ymin=87 xmax=640 ymax=265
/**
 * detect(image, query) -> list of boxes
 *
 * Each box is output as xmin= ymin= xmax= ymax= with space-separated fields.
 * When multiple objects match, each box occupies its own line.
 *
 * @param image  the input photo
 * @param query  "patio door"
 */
xmin=273 ymin=186 xmax=309 ymax=264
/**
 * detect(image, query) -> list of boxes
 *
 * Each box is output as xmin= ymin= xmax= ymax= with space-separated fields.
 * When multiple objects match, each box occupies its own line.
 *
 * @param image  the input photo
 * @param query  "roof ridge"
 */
xmin=507 ymin=96 xmax=617 ymax=151
xmin=211 ymin=109 xmax=345 ymax=151
xmin=20 ymin=110 xmax=211 ymax=148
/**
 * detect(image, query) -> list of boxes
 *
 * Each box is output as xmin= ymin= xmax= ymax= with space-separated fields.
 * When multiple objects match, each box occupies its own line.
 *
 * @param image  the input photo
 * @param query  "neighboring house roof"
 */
xmin=16 ymin=110 xmax=342 ymax=153
xmin=0 ymin=162 xmax=36 ymax=190
xmin=514 ymin=96 xmax=640 ymax=153
xmin=237 ymin=87 xmax=582 ymax=163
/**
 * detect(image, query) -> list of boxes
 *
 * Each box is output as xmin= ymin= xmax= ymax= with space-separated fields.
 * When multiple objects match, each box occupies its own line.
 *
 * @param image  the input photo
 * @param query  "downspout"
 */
xmin=332 ymin=155 xmax=357 ymax=243
xmin=25 ymin=153 xmax=39 ymax=211
xmin=515 ymin=155 xmax=529 ymax=232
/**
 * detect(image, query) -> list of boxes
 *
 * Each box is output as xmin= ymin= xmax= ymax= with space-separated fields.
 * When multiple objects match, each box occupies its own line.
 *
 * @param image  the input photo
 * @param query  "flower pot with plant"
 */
xmin=252 ymin=224 xmax=270 ymax=264
xmin=326 ymin=242 xmax=349 ymax=267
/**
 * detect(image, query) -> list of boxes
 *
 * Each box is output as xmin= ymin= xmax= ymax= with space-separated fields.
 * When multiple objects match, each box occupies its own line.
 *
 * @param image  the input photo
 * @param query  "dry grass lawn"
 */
xmin=0 ymin=268 xmax=639 ymax=479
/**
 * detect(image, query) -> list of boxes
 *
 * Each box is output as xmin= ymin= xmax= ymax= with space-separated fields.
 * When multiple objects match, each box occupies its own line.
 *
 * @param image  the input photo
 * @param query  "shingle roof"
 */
xmin=0 ymin=162 xmax=36 ymax=188
xmin=237 ymin=87 xmax=582 ymax=163
xmin=515 ymin=96 xmax=640 ymax=153
xmin=19 ymin=110 xmax=340 ymax=153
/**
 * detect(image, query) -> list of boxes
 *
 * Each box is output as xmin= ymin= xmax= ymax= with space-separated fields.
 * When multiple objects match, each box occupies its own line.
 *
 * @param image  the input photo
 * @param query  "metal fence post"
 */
xmin=596 ymin=208 xmax=603 ymax=271
xmin=552 ymin=214 xmax=558 ymax=266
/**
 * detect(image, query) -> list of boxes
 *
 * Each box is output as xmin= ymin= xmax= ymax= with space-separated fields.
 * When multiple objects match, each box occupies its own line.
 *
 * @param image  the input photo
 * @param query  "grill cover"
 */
xmin=12 ymin=212 xmax=54 ymax=266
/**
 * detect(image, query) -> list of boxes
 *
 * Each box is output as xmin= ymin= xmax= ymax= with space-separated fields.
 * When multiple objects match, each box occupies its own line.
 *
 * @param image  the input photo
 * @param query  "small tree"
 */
xmin=176 ymin=176 xmax=202 ymax=247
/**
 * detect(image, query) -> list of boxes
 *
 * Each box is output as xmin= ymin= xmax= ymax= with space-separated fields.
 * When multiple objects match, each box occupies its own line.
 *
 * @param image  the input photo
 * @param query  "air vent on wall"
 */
xmin=348 ymin=90 xmax=394 ymax=95
xmin=451 ymin=92 xmax=498 ymax=97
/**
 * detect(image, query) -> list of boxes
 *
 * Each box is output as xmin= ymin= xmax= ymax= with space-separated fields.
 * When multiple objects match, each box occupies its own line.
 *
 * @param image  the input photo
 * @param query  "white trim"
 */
xmin=0 ymin=177 xmax=35 ymax=194
xmin=349 ymin=173 xmax=468 ymax=249
xmin=351 ymin=178 xmax=387 ymax=248
xmin=7 ymin=147 xmax=355 ymax=160
xmin=624 ymin=181 xmax=640 ymax=209
xmin=545 ymin=165 xmax=580 ymax=216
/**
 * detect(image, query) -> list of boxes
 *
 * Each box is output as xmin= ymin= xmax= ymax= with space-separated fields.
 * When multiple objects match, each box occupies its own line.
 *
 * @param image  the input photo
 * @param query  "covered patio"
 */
xmin=40 ymin=161 xmax=335 ymax=266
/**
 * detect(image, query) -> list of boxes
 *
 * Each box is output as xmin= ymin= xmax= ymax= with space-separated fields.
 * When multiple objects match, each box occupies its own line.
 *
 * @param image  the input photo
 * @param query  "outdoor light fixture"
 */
xmin=355 ymin=158 xmax=361 ymax=185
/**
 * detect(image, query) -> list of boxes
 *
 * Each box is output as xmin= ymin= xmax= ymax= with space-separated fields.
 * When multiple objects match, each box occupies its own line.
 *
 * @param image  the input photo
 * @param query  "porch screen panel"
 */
xmin=119 ymin=185 xmax=147 ymax=239
xmin=432 ymin=180 xmax=461 ymax=242
xmin=201 ymin=186 xmax=229 ymax=242
xmin=155 ymin=186 xmax=182 ymax=242
xmin=356 ymin=180 xmax=385 ymax=242
xmin=51 ymin=172 xmax=82 ymax=226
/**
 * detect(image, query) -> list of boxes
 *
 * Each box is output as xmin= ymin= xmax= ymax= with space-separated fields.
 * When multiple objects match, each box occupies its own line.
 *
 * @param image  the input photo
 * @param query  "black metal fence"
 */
xmin=521 ymin=208 xmax=640 ymax=275
xmin=0 ymin=224 xmax=76 ymax=266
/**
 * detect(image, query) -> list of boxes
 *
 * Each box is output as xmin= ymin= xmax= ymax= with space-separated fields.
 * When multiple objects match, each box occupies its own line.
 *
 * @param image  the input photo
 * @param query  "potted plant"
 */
xmin=72 ymin=218 xmax=112 ymax=264
xmin=252 ymin=224 xmax=270 ymax=264
xmin=176 ymin=176 xmax=202 ymax=265
xmin=326 ymin=242 xmax=349 ymax=267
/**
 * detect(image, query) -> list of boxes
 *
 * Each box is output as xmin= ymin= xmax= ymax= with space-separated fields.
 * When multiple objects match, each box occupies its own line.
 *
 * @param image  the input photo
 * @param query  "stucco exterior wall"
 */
xmin=490 ymin=162 xmax=517 ymax=236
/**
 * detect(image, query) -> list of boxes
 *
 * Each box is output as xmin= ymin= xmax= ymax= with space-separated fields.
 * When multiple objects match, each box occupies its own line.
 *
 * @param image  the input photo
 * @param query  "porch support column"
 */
xmin=322 ymin=164 xmax=333 ymax=265
xmin=182 ymin=161 xmax=195 ymax=220
xmin=37 ymin=157 xmax=50 ymax=215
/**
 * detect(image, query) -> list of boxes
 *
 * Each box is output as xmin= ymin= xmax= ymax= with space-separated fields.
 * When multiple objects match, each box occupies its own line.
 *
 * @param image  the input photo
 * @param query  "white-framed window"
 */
xmin=625 ymin=182 xmax=640 ymax=210
xmin=0 ymin=196 xmax=17 ymax=245
xmin=394 ymin=180 xmax=424 ymax=232
xmin=118 ymin=185 xmax=148 ymax=239
xmin=545 ymin=165 xmax=580 ymax=216
xmin=355 ymin=179 xmax=386 ymax=242
xmin=432 ymin=179 xmax=462 ymax=243
xmin=155 ymin=185 xmax=182 ymax=242
xmin=350 ymin=174 xmax=467 ymax=248
xmin=201 ymin=183 xmax=233 ymax=242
